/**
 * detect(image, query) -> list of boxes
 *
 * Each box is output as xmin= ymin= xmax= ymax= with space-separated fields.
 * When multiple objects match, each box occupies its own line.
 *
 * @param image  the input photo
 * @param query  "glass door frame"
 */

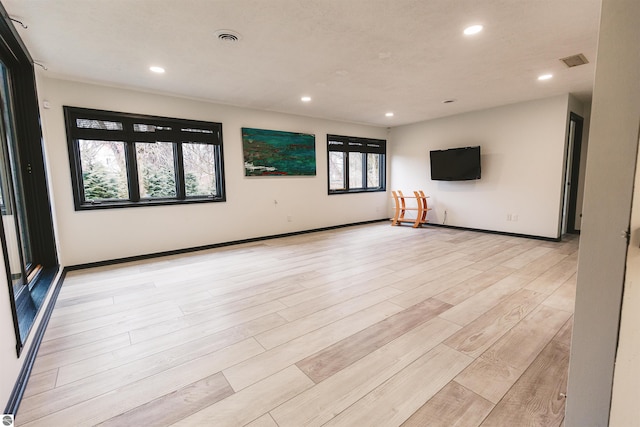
xmin=0 ymin=4 xmax=58 ymax=356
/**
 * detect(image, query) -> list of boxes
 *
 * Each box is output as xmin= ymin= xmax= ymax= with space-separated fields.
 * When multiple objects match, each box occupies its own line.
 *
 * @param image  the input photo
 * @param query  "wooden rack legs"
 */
xmin=391 ymin=190 xmax=431 ymax=228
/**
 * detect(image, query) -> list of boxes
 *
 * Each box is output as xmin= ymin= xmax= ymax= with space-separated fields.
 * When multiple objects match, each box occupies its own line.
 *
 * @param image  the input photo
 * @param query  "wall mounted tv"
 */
xmin=429 ymin=146 xmax=481 ymax=181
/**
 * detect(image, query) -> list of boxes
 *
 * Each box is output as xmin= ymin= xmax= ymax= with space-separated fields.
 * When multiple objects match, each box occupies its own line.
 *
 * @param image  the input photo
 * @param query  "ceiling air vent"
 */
xmin=560 ymin=53 xmax=589 ymax=68
xmin=214 ymin=30 xmax=242 ymax=42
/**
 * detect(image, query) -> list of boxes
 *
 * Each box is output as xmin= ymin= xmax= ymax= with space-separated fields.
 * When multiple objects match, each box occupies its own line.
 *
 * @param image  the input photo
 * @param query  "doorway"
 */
xmin=561 ymin=112 xmax=584 ymax=235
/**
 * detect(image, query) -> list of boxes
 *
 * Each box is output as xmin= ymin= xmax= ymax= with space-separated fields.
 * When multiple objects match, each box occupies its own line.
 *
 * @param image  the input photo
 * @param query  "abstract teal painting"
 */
xmin=242 ymin=127 xmax=316 ymax=176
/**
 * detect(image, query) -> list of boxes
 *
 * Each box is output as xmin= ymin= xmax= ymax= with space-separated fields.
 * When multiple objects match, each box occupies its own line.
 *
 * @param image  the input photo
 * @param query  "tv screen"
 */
xmin=430 ymin=146 xmax=481 ymax=181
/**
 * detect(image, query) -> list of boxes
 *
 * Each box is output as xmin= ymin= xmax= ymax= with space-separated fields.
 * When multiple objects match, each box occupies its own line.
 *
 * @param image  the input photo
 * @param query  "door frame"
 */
xmin=561 ymin=112 xmax=584 ymax=236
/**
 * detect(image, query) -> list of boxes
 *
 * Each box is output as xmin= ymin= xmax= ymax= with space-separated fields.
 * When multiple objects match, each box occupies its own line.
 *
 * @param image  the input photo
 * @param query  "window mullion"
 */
xmin=71 ymin=139 xmax=87 ymax=204
xmin=175 ymin=143 xmax=185 ymax=199
xmin=344 ymin=152 xmax=350 ymax=191
xmin=380 ymin=154 xmax=385 ymax=189
xmin=215 ymin=145 xmax=224 ymax=198
xmin=126 ymin=142 xmax=140 ymax=201
xmin=361 ymin=152 xmax=367 ymax=189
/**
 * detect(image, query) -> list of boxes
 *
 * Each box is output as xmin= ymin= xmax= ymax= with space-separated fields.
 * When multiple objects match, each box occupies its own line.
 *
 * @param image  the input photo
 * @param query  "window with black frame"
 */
xmin=327 ymin=134 xmax=386 ymax=193
xmin=64 ymin=107 xmax=225 ymax=210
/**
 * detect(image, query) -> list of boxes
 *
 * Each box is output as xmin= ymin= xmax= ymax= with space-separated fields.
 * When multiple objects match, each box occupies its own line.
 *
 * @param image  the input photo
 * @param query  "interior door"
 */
xmin=609 ymin=133 xmax=640 ymax=425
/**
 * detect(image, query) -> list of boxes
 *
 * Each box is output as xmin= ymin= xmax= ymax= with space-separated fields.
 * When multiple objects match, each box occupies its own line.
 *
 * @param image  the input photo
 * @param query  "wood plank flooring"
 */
xmin=16 ymin=223 xmax=579 ymax=426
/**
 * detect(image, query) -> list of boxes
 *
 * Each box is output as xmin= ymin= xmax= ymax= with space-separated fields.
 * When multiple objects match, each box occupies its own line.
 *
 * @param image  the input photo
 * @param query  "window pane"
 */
xmin=367 ymin=153 xmax=380 ymax=188
xmin=183 ymin=143 xmax=217 ymax=197
xmin=181 ymin=127 xmax=214 ymax=134
xmin=329 ymin=151 xmax=345 ymax=190
xmin=133 ymin=123 xmax=172 ymax=132
xmin=0 ymin=62 xmax=26 ymax=291
xmin=349 ymin=153 xmax=363 ymax=189
xmin=76 ymin=118 xmax=122 ymax=131
xmin=136 ymin=142 xmax=176 ymax=198
xmin=79 ymin=140 xmax=128 ymax=201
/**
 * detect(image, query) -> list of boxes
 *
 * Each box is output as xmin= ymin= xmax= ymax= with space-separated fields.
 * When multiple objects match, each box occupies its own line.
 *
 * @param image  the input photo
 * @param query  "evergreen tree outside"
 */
xmin=141 ymin=166 xmax=176 ymax=198
xmin=79 ymin=140 xmax=218 ymax=201
xmin=79 ymin=140 xmax=128 ymax=201
xmin=82 ymin=163 xmax=126 ymax=200
xmin=136 ymin=142 xmax=177 ymax=198
xmin=185 ymin=172 xmax=199 ymax=196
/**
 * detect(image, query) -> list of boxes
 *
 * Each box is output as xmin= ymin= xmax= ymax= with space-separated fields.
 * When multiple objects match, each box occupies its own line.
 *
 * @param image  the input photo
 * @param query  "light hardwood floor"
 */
xmin=17 ymin=223 xmax=578 ymax=426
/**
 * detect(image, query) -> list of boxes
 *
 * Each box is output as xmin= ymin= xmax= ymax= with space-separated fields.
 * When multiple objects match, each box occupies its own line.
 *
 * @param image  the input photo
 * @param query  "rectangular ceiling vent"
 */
xmin=560 ymin=53 xmax=589 ymax=68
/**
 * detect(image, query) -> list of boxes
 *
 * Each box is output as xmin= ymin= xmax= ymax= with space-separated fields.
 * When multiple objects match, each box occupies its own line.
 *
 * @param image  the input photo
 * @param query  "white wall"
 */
xmin=389 ymin=95 xmax=574 ymax=238
xmin=38 ymin=78 xmax=389 ymax=266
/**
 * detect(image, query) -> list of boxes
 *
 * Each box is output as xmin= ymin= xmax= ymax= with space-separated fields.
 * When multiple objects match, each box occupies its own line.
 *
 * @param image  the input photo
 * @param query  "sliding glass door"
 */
xmin=0 ymin=61 xmax=34 ymax=298
xmin=0 ymin=5 xmax=58 ymax=355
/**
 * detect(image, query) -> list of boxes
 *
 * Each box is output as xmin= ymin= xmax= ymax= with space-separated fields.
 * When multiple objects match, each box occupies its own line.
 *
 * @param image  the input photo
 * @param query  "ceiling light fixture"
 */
xmin=301 ymin=96 xmax=311 ymax=102
xmin=463 ymin=25 xmax=483 ymax=35
xmin=385 ymin=112 xmax=394 ymax=117
xmin=538 ymin=74 xmax=553 ymax=81
xmin=150 ymin=66 xmax=165 ymax=74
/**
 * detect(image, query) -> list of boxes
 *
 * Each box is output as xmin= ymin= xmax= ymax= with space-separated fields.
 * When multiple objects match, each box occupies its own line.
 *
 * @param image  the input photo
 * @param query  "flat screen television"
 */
xmin=430 ymin=146 xmax=481 ymax=181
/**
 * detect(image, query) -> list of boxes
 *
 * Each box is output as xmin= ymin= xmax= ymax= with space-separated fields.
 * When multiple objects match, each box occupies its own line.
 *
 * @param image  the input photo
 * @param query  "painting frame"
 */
xmin=242 ymin=127 xmax=316 ymax=177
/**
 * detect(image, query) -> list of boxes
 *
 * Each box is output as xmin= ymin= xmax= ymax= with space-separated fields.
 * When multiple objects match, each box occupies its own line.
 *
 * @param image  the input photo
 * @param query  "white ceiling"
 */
xmin=4 ymin=0 xmax=601 ymax=127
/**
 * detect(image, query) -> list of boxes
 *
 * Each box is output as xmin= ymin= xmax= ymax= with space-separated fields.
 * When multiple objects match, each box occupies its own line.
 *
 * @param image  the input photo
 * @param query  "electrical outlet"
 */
xmin=512 ymin=214 xmax=518 ymax=221
xmin=507 ymin=213 xmax=512 ymax=221
xmin=287 ymin=215 xmax=292 ymax=222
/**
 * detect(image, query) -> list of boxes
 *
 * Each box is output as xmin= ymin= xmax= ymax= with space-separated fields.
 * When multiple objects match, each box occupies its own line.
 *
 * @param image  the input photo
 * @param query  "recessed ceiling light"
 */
xmin=463 ymin=25 xmax=483 ymax=35
xmin=301 ymin=96 xmax=311 ymax=102
xmin=385 ymin=112 xmax=394 ymax=117
xmin=149 ymin=66 xmax=165 ymax=74
xmin=538 ymin=74 xmax=553 ymax=81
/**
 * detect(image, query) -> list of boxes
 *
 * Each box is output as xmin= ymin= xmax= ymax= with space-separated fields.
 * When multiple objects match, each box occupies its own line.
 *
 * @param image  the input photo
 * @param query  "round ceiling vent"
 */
xmin=214 ymin=30 xmax=242 ymax=42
